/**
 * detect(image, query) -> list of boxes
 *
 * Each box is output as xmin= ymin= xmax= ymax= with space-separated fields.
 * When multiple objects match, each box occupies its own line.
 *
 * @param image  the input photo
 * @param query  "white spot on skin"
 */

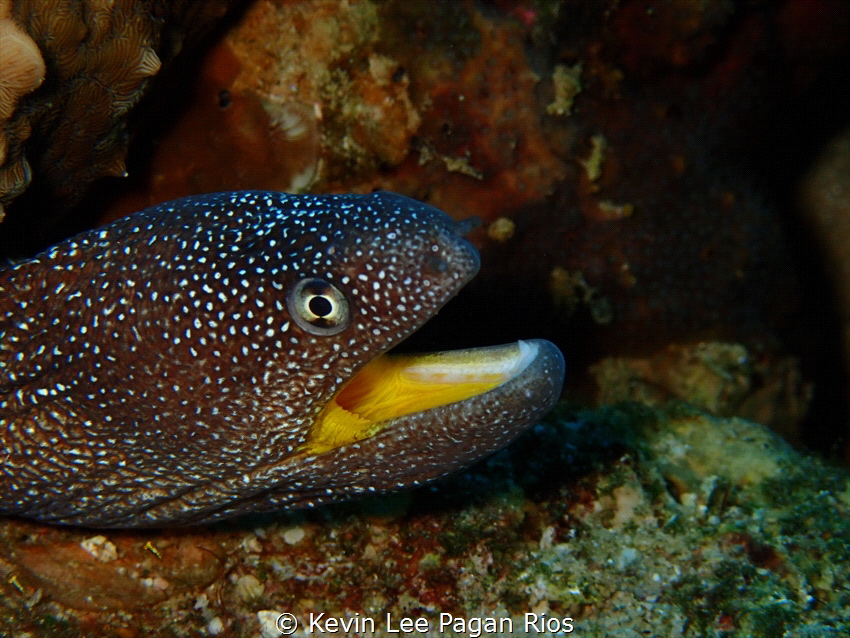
xmin=0 ymin=190 xmax=486 ymax=526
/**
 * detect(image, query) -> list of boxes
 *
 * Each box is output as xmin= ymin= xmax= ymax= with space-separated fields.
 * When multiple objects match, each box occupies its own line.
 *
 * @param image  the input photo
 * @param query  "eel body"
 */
xmin=0 ymin=191 xmax=564 ymax=527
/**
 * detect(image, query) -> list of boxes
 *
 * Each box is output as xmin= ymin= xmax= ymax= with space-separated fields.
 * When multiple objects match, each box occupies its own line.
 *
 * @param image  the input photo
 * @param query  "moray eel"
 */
xmin=0 ymin=191 xmax=564 ymax=527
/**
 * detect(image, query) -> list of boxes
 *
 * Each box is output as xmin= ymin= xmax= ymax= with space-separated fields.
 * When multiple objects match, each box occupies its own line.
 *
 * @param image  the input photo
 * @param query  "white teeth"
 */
xmin=400 ymin=340 xmax=539 ymax=385
xmin=514 ymin=340 xmax=538 ymax=375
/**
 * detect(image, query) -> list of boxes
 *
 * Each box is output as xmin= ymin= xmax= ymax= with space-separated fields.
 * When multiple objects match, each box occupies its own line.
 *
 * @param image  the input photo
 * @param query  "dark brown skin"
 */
xmin=0 ymin=191 xmax=564 ymax=527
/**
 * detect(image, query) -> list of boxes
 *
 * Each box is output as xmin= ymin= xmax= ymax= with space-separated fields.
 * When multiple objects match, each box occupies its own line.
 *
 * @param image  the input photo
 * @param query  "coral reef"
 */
xmin=590 ymin=341 xmax=811 ymax=444
xmin=2 ymin=0 xmax=161 ymax=220
xmin=0 ymin=0 xmax=241 ymax=233
xmin=101 ymin=0 xmax=569 ymax=225
xmin=0 ymin=0 xmax=848 ymax=633
xmin=112 ymin=0 xmax=417 ymax=210
xmin=0 ymin=1 xmax=45 ymax=220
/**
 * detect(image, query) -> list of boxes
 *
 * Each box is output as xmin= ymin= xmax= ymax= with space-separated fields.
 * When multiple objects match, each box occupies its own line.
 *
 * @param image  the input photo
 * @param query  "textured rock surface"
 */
xmin=1 ymin=403 xmax=847 ymax=635
xmin=1 ymin=0 xmax=848 ymax=633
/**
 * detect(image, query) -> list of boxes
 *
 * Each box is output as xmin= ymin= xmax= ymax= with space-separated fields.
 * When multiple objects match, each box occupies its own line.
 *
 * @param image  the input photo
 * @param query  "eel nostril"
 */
xmin=454 ymin=216 xmax=481 ymax=237
xmin=426 ymin=254 xmax=448 ymax=274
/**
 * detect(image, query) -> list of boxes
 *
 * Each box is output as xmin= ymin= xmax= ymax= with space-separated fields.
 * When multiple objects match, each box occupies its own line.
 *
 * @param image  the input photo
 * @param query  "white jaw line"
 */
xmin=399 ymin=340 xmax=540 ymax=386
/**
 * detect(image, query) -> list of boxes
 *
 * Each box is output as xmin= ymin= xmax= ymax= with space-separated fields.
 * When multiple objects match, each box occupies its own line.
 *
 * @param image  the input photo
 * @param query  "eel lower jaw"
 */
xmin=300 ymin=339 xmax=561 ymax=456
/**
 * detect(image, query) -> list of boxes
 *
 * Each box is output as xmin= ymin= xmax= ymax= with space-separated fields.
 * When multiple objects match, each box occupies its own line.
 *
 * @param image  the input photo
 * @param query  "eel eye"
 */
xmin=287 ymin=278 xmax=350 ymax=335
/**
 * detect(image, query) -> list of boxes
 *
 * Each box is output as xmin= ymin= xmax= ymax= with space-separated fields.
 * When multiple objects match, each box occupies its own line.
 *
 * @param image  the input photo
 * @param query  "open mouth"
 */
xmin=301 ymin=341 xmax=544 ymax=455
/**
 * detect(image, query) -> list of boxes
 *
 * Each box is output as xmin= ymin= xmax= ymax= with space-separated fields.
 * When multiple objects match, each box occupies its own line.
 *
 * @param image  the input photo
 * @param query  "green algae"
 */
xmin=495 ymin=403 xmax=850 ymax=635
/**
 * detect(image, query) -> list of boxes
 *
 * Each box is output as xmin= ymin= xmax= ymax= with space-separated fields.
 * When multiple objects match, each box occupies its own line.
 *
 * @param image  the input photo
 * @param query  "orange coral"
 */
xmin=0 ymin=0 xmax=240 ymax=231
xmin=0 ymin=3 xmax=45 ymax=218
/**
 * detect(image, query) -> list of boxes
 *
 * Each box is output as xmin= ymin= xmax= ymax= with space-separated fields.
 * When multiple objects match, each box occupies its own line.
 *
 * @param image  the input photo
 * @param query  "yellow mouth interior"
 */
xmin=300 ymin=341 xmax=538 ymax=455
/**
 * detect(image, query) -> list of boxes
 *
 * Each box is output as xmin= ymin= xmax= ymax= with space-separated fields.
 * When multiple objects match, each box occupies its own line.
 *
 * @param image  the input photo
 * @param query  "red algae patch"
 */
xmin=104 ymin=1 xmax=569 ymax=225
xmin=1 ymin=522 xmax=224 ymax=615
xmin=109 ymin=0 xmax=422 ymax=212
